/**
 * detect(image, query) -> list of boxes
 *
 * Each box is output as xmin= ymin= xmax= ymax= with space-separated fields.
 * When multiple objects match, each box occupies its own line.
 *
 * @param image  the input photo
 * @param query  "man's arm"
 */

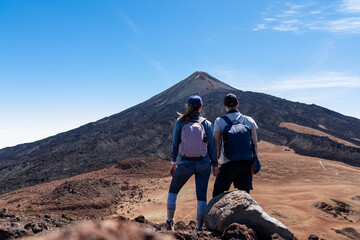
xmin=251 ymin=129 xmax=258 ymax=155
xmin=214 ymin=131 xmax=221 ymax=154
xmin=210 ymin=130 xmax=221 ymax=176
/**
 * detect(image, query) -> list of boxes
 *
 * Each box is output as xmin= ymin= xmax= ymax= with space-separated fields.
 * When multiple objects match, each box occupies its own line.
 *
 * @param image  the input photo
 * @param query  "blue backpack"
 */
xmin=221 ymin=115 xmax=253 ymax=161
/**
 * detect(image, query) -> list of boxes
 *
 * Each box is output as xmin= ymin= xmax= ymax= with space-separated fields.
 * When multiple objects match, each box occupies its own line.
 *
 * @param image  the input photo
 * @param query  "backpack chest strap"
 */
xmin=222 ymin=115 xmax=245 ymax=127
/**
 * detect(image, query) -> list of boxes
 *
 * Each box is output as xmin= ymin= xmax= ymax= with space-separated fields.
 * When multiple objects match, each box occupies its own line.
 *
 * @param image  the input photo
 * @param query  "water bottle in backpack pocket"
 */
xmin=179 ymin=117 xmax=208 ymax=160
xmin=222 ymin=115 xmax=253 ymax=161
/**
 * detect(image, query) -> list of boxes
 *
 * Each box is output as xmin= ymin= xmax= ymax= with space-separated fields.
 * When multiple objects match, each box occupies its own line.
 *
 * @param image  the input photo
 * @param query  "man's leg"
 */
xmin=233 ymin=160 xmax=253 ymax=193
xmin=212 ymin=162 xmax=236 ymax=198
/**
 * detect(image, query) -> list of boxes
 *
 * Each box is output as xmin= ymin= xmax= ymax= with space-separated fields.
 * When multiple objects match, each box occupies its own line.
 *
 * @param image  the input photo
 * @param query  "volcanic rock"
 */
xmin=222 ymin=223 xmax=257 ymax=240
xmin=204 ymin=190 xmax=294 ymax=239
xmin=330 ymin=227 xmax=360 ymax=239
xmin=0 ymin=228 xmax=14 ymax=240
xmin=271 ymin=233 xmax=286 ymax=240
xmin=314 ymin=198 xmax=355 ymax=221
xmin=307 ymin=235 xmax=319 ymax=240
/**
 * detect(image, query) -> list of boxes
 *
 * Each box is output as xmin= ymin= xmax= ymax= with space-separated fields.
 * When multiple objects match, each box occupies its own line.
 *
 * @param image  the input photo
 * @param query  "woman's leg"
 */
xmin=167 ymin=164 xmax=195 ymax=228
xmin=194 ymin=162 xmax=211 ymax=229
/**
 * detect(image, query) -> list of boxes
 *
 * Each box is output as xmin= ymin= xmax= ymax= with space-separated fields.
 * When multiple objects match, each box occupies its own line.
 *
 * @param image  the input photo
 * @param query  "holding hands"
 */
xmin=212 ymin=166 xmax=220 ymax=176
xmin=170 ymin=163 xmax=177 ymax=176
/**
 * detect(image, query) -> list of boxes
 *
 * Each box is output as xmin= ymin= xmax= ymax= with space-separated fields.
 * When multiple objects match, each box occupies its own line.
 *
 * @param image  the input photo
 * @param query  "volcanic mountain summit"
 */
xmin=0 ymin=71 xmax=359 ymax=194
xmin=150 ymin=71 xmax=235 ymax=104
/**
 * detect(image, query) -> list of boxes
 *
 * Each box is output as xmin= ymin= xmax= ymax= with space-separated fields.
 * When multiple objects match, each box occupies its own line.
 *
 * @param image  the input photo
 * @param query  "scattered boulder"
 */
xmin=222 ymin=223 xmax=257 ymax=240
xmin=134 ymin=215 xmax=146 ymax=223
xmin=31 ymin=224 xmax=44 ymax=234
xmin=0 ymin=228 xmax=14 ymax=240
xmin=188 ymin=220 xmax=197 ymax=230
xmin=204 ymin=191 xmax=294 ymax=240
xmin=307 ymin=235 xmax=319 ymax=240
xmin=174 ymin=221 xmax=188 ymax=231
xmin=351 ymin=195 xmax=360 ymax=201
xmin=331 ymin=227 xmax=360 ymax=239
xmin=163 ymin=229 xmax=216 ymax=240
xmin=0 ymin=226 xmax=32 ymax=240
xmin=0 ymin=209 xmax=73 ymax=239
xmin=314 ymin=198 xmax=354 ymax=221
xmin=271 ymin=233 xmax=286 ymax=240
xmin=0 ymin=209 xmax=14 ymax=219
xmin=170 ymin=230 xmax=198 ymax=240
xmin=116 ymin=161 xmax=132 ymax=170
xmin=13 ymin=226 xmax=32 ymax=238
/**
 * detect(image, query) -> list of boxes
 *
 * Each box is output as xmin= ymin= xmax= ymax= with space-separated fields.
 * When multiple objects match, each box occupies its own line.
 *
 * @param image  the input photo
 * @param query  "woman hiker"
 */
xmin=166 ymin=95 xmax=219 ymax=231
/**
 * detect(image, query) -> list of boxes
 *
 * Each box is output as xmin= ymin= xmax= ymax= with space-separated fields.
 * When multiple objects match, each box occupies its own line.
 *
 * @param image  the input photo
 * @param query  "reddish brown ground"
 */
xmin=280 ymin=122 xmax=360 ymax=148
xmin=1 ymin=142 xmax=360 ymax=240
xmin=318 ymin=124 xmax=327 ymax=130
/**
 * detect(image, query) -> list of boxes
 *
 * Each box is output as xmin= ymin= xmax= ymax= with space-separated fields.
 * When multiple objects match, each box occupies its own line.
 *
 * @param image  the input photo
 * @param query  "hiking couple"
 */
xmin=166 ymin=94 xmax=258 ymax=231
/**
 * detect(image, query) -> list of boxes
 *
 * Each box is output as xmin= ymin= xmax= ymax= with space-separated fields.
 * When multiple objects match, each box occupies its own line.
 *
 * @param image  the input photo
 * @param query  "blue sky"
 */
xmin=1 ymin=0 xmax=360 ymax=149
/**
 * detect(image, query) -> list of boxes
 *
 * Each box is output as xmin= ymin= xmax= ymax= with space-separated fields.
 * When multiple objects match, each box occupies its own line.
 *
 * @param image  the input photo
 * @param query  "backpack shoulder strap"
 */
xmin=197 ymin=117 xmax=207 ymax=135
xmin=197 ymin=117 xmax=206 ymax=124
xmin=221 ymin=115 xmax=233 ymax=126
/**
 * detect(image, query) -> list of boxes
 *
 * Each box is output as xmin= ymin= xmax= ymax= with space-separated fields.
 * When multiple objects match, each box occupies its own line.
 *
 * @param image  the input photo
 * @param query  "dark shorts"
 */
xmin=212 ymin=160 xmax=253 ymax=198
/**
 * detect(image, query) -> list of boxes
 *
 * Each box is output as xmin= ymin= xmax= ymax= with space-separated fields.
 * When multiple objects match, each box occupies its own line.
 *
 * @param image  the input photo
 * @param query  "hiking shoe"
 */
xmin=166 ymin=220 xmax=174 ymax=231
xmin=195 ymin=226 xmax=203 ymax=231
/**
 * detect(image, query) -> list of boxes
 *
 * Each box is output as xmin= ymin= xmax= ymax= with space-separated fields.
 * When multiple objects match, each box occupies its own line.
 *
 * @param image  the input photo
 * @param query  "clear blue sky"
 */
xmin=1 ymin=0 xmax=360 ymax=149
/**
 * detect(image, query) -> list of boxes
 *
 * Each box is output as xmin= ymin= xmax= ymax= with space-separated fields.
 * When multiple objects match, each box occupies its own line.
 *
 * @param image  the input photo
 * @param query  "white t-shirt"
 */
xmin=214 ymin=111 xmax=258 ymax=165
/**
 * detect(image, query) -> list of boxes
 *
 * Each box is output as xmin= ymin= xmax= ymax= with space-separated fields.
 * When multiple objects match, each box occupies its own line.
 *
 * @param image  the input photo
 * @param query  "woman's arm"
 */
xmin=170 ymin=120 xmax=182 ymax=163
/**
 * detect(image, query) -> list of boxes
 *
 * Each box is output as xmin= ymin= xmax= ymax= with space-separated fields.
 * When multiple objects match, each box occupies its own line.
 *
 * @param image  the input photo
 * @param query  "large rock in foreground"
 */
xmin=36 ymin=219 xmax=174 ymax=240
xmin=204 ymin=191 xmax=294 ymax=240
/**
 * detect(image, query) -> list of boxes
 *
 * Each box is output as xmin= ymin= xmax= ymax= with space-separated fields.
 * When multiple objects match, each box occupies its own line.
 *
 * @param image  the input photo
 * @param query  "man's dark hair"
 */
xmin=224 ymin=93 xmax=239 ymax=107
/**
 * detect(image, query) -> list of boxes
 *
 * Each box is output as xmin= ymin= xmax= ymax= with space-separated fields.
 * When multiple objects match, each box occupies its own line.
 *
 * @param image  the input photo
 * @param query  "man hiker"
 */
xmin=212 ymin=93 xmax=258 ymax=197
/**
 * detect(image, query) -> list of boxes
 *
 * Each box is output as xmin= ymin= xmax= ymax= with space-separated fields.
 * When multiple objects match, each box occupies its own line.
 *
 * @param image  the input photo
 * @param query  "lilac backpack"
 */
xmin=179 ymin=117 xmax=208 ymax=160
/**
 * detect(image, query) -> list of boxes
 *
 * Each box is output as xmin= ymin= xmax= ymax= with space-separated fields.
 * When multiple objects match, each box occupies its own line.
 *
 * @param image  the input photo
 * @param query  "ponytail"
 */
xmin=177 ymin=103 xmax=202 ymax=121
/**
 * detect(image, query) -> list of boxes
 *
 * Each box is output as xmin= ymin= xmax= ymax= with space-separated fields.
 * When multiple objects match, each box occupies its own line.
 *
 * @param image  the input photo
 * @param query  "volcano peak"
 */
xmin=180 ymin=71 xmax=235 ymax=91
xmin=152 ymin=71 xmax=236 ymax=104
xmin=184 ymin=71 xmax=221 ymax=83
xmin=188 ymin=71 xmax=212 ymax=79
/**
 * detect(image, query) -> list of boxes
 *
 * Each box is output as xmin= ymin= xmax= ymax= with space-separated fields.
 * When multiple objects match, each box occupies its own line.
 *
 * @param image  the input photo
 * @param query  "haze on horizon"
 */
xmin=1 ymin=0 xmax=360 ymax=149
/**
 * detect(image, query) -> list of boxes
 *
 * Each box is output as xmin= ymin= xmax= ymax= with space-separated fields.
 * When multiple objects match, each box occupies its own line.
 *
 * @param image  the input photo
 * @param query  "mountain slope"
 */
xmin=0 ymin=71 xmax=359 ymax=194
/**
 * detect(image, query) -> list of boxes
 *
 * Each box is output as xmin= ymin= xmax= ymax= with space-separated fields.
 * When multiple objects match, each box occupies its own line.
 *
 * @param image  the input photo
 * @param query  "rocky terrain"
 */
xmin=0 ymin=71 xmax=359 ymax=194
xmin=0 ymin=212 xmax=292 ymax=240
xmin=0 ymin=209 xmax=73 ymax=239
xmin=1 ymin=141 xmax=359 ymax=239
